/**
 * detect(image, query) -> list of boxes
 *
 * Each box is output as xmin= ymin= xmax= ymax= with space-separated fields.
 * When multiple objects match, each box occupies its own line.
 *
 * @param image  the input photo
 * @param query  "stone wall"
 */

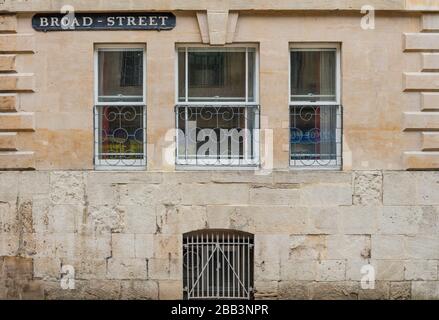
xmin=0 ymin=170 xmax=438 ymax=300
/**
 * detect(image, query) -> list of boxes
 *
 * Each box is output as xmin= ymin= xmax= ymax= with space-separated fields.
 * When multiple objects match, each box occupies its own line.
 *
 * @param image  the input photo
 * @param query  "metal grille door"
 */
xmin=183 ymin=230 xmax=254 ymax=300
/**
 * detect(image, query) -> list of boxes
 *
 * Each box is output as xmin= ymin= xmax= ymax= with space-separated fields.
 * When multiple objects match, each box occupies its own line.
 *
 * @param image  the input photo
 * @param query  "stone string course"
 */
xmin=0 ymin=170 xmax=438 ymax=300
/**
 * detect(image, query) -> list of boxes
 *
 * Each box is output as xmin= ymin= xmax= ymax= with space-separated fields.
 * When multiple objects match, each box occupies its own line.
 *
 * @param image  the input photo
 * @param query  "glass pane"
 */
xmin=247 ymin=50 xmax=255 ymax=102
xmin=178 ymin=50 xmax=186 ymax=102
xmin=98 ymin=49 xmax=144 ymax=103
xmin=187 ymin=51 xmax=247 ymax=102
xmin=290 ymin=50 xmax=336 ymax=102
xmin=97 ymin=106 xmax=144 ymax=161
xmin=290 ymin=106 xmax=337 ymax=163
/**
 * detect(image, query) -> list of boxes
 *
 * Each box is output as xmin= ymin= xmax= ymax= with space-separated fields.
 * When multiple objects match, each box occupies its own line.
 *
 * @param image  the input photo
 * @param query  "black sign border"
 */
xmin=32 ymin=12 xmax=176 ymax=32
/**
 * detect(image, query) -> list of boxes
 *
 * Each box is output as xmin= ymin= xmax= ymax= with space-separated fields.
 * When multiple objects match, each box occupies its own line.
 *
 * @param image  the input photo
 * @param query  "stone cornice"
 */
xmin=1 ymin=0 xmax=432 ymax=14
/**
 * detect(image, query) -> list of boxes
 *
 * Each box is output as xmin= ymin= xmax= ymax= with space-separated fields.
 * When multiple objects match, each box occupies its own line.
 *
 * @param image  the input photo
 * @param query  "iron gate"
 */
xmin=183 ymin=230 xmax=254 ymax=300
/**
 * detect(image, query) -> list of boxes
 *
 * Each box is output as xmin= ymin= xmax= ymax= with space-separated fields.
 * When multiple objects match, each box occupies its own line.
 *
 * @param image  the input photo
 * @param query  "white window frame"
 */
xmin=289 ymin=43 xmax=342 ymax=169
xmin=175 ymin=44 xmax=259 ymax=106
xmin=175 ymin=44 xmax=260 ymax=168
xmin=94 ymin=44 xmax=147 ymax=169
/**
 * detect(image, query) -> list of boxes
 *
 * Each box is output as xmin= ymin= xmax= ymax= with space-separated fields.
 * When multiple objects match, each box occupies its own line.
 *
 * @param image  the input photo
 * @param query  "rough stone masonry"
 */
xmin=0 ymin=170 xmax=438 ymax=300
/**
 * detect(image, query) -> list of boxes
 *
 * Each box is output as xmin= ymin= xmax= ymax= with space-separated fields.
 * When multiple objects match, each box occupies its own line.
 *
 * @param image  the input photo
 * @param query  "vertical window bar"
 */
xmin=211 ymin=232 xmax=214 ymax=298
xmin=206 ymin=234 xmax=211 ymax=298
xmin=237 ymin=236 xmax=241 ymax=298
xmin=222 ymin=232 xmax=225 ymax=298
xmin=201 ymin=233 xmax=205 ymax=297
xmin=186 ymin=239 xmax=189 ymax=298
xmin=227 ymin=234 xmax=231 ymax=298
xmin=216 ymin=233 xmax=220 ymax=298
xmin=191 ymin=235 xmax=194 ymax=299
xmin=232 ymin=233 xmax=235 ymax=298
xmin=247 ymin=236 xmax=250 ymax=299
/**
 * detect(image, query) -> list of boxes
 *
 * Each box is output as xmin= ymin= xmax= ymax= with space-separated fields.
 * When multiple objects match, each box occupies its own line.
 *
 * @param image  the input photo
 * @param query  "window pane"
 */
xmin=98 ymin=49 xmax=143 ymax=103
xmin=178 ymin=50 xmax=186 ymax=102
xmin=290 ymin=50 xmax=336 ymax=102
xmin=247 ymin=50 xmax=255 ymax=102
xmin=97 ymin=105 xmax=144 ymax=162
xmin=185 ymin=50 xmax=248 ymax=102
xmin=290 ymin=105 xmax=337 ymax=164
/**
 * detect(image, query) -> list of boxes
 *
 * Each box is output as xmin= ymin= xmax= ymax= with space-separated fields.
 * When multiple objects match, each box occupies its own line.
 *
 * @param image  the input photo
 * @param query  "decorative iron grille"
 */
xmin=183 ymin=230 xmax=254 ymax=300
xmin=94 ymin=105 xmax=146 ymax=168
xmin=175 ymin=105 xmax=260 ymax=167
xmin=290 ymin=105 xmax=342 ymax=168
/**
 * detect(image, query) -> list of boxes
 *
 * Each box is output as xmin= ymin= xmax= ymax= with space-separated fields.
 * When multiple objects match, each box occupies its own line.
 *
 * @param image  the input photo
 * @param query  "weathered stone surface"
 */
xmin=254 ymin=281 xmax=279 ymax=299
xmin=158 ymin=280 xmax=183 ymax=299
xmin=86 ymin=183 xmax=118 ymax=206
xmin=120 ymin=280 xmax=158 ymax=300
xmin=300 ymin=183 xmax=352 ymax=206
xmin=249 ymin=185 xmax=300 ymax=206
xmin=390 ymin=281 xmax=411 ymax=300
xmin=33 ymin=257 xmax=60 ymax=281
xmin=87 ymin=172 xmax=162 ymax=185
xmin=3 ymin=280 xmax=44 ymax=300
xmin=309 ymin=281 xmax=359 ymax=300
xmin=326 ymin=235 xmax=371 ymax=260
xmin=353 ymin=171 xmax=382 ymax=205
xmin=405 ymin=260 xmax=438 ymax=281
xmin=112 ymin=233 xmax=135 ymax=258
xmin=0 ymin=233 xmax=19 ymax=256
xmin=49 ymin=172 xmax=85 ymax=205
xmin=1 ymin=170 xmax=439 ymax=299
xmin=48 ymin=205 xmax=81 ymax=233
xmin=107 ymin=258 xmax=148 ymax=280
xmin=61 ymin=258 xmax=107 ymax=280
xmin=372 ymin=235 xmax=407 ymax=259
xmin=148 ymin=258 xmax=180 ymax=280
xmin=346 ymin=260 xmax=404 ymax=281
xmin=157 ymin=205 xmax=208 ymax=235
xmin=307 ymin=207 xmax=340 ymax=234
xmin=2 ymin=256 xmax=33 ymax=280
xmin=19 ymin=172 xmax=50 ymax=196
xmin=120 ymin=205 xmax=156 ymax=234
xmin=406 ymin=235 xmax=439 ymax=259
xmin=338 ymin=206 xmax=379 ymax=234
xmin=278 ymin=281 xmax=309 ymax=300
xmin=180 ymin=183 xmax=250 ymax=205
xmin=384 ymin=172 xmax=439 ymax=205
xmin=134 ymin=234 xmax=154 ymax=259
xmin=411 ymin=281 xmax=439 ymax=300
xmin=254 ymin=234 xmax=286 ymax=281
xmin=0 ymin=172 xmax=19 ymax=202
xmin=378 ymin=206 xmax=438 ymax=235
xmin=86 ymin=206 xmax=125 ymax=234
xmin=153 ymin=234 xmax=181 ymax=259
xmin=0 ymin=201 xmax=17 ymax=233
xmin=316 ymin=260 xmax=346 ymax=281
xmin=44 ymin=280 xmax=121 ymax=300
xmin=358 ymin=281 xmax=390 ymax=300
xmin=288 ymin=235 xmax=326 ymax=260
